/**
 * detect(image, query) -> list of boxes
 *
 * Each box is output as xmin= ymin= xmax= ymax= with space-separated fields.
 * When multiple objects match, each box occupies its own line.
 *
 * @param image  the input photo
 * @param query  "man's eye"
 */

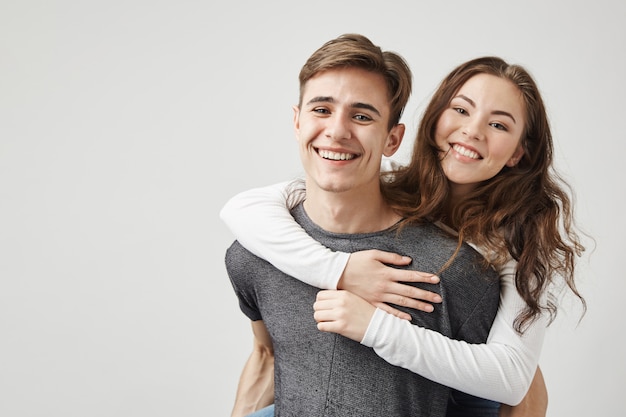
xmin=354 ymin=114 xmax=372 ymax=122
xmin=313 ymin=107 xmax=330 ymax=114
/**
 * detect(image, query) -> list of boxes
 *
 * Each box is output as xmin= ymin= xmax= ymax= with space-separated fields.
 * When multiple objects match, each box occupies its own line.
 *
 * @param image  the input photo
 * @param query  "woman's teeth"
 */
xmin=452 ymin=144 xmax=480 ymax=159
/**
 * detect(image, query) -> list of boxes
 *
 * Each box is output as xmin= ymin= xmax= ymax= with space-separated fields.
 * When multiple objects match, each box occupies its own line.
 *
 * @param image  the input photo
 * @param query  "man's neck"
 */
xmin=302 ymin=186 xmax=401 ymax=234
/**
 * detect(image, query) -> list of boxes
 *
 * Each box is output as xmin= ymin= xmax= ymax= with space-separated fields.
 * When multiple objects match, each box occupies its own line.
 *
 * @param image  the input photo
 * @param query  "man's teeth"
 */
xmin=319 ymin=149 xmax=356 ymax=161
xmin=452 ymin=144 xmax=480 ymax=159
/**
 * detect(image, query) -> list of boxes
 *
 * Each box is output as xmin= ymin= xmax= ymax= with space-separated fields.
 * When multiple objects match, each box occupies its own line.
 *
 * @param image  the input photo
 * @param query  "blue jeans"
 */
xmin=246 ymin=404 xmax=274 ymax=417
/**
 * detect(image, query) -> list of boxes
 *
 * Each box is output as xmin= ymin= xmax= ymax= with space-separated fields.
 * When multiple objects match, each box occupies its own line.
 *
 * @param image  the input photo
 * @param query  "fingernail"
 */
xmin=433 ymin=295 xmax=442 ymax=303
xmin=430 ymin=275 xmax=440 ymax=283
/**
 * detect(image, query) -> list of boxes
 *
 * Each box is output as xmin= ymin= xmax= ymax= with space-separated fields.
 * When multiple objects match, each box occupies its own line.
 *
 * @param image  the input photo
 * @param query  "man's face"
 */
xmin=294 ymin=67 xmax=403 ymax=196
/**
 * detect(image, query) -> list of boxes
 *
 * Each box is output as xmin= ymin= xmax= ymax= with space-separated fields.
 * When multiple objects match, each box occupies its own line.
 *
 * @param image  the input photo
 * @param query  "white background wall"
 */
xmin=1 ymin=1 xmax=623 ymax=416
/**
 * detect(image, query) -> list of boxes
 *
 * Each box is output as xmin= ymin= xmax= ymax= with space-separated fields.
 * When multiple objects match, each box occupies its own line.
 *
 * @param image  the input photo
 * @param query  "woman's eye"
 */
xmin=490 ymin=122 xmax=507 ymax=131
xmin=453 ymin=107 xmax=467 ymax=115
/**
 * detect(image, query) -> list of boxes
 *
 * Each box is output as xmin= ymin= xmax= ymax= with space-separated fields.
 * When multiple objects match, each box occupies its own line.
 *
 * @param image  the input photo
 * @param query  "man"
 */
xmin=225 ymin=34 xmax=501 ymax=416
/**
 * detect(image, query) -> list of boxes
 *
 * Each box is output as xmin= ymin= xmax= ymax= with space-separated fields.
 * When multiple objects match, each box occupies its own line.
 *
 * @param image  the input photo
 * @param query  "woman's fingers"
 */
xmin=362 ymin=249 xmax=413 ymax=267
xmin=373 ymin=302 xmax=413 ymax=320
xmin=313 ymin=290 xmax=374 ymax=341
xmin=382 ymin=267 xmax=440 ymax=284
xmin=387 ymin=282 xmax=442 ymax=303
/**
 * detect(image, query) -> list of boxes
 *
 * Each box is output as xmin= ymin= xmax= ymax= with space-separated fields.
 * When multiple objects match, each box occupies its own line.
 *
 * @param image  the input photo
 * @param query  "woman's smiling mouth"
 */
xmin=451 ymin=143 xmax=481 ymax=160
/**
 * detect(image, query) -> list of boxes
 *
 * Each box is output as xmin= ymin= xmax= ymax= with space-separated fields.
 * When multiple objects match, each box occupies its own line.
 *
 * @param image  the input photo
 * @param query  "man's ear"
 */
xmin=293 ymin=105 xmax=301 ymax=138
xmin=506 ymin=144 xmax=525 ymax=167
xmin=383 ymin=123 xmax=405 ymax=157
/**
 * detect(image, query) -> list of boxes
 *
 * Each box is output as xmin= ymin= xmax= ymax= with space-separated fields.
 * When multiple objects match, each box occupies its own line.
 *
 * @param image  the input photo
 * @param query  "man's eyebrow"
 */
xmin=306 ymin=96 xmax=334 ymax=105
xmin=352 ymin=102 xmax=381 ymax=117
xmin=454 ymin=94 xmax=517 ymax=124
xmin=306 ymin=96 xmax=381 ymax=117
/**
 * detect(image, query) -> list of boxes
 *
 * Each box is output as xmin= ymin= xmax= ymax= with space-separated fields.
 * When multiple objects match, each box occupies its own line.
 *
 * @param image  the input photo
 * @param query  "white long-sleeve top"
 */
xmin=220 ymin=181 xmax=547 ymax=405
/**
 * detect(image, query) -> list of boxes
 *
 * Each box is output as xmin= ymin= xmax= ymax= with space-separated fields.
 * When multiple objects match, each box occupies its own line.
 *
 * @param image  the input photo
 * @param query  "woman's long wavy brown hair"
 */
xmin=383 ymin=56 xmax=586 ymax=333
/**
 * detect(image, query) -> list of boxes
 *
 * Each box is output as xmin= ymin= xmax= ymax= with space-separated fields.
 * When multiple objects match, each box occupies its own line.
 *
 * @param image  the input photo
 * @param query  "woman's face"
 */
xmin=435 ymin=73 xmax=526 ymax=199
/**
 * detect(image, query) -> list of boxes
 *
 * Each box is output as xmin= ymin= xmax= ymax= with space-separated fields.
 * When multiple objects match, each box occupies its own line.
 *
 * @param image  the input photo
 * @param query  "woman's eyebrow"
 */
xmin=492 ymin=110 xmax=517 ymax=124
xmin=455 ymin=94 xmax=475 ymax=107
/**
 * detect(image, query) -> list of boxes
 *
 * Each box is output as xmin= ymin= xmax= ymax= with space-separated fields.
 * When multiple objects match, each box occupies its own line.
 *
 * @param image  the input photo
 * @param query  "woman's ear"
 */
xmin=506 ymin=144 xmax=525 ymax=167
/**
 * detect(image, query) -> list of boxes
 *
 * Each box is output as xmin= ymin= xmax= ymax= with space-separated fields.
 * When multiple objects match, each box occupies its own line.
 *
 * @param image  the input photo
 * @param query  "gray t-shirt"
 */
xmin=226 ymin=203 xmax=500 ymax=417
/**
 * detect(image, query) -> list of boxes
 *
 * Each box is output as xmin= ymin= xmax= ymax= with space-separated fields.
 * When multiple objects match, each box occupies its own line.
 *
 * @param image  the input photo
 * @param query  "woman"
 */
xmin=221 ymin=56 xmax=585 ymax=415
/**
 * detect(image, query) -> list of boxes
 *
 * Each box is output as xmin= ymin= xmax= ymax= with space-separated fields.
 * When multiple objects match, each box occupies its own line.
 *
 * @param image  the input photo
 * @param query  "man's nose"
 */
xmin=325 ymin=114 xmax=352 ymax=141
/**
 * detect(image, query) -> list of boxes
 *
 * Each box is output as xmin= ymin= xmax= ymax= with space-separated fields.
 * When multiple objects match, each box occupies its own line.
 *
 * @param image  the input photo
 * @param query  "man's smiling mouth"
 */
xmin=318 ymin=149 xmax=358 ymax=161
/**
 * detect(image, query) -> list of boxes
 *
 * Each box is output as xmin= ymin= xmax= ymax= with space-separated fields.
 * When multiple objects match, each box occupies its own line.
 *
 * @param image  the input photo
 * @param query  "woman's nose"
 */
xmin=462 ymin=117 xmax=485 ymax=140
